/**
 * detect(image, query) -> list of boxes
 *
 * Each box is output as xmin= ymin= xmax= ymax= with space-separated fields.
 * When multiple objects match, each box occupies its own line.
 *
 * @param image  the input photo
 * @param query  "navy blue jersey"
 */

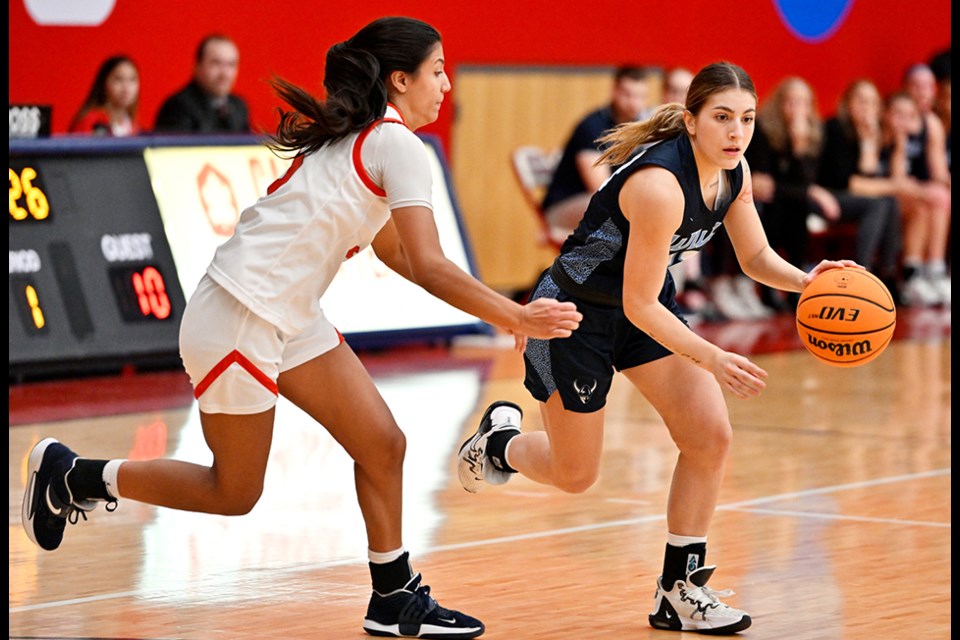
xmin=904 ymin=117 xmax=931 ymax=181
xmin=550 ymin=133 xmax=744 ymax=306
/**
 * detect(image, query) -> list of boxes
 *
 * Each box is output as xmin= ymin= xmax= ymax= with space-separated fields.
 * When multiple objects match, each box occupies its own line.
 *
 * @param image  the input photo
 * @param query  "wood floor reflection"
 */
xmin=9 ymin=308 xmax=951 ymax=640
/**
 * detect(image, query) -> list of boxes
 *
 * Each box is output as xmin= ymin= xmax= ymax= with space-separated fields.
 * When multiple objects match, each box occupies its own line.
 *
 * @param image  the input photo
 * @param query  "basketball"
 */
xmin=795 ymin=267 xmax=896 ymax=367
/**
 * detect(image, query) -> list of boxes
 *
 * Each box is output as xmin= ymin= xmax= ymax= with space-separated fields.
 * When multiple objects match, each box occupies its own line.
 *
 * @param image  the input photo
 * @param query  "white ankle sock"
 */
xmin=490 ymin=405 xmax=521 ymax=428
xmin=103 ymin=459 xmax=126 ymax=500
xmin=667 ymin=532 xmax=707 ymax=547
xmin=368 ymin=546 xmax=406 ymax=564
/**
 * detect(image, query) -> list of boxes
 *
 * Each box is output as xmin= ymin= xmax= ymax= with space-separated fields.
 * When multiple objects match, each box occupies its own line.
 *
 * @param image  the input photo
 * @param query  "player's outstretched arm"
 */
xmin=375 ymin=206 xmax=582 ymax=340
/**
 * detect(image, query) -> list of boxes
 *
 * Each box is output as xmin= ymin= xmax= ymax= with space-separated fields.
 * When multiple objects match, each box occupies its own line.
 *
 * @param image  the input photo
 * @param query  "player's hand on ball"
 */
xmin=710 ymin=350 xmax=768 ymax=399
xmin=517 ymin=298 xmax=582 ymax=340
xmin=803 ymin=259 xmax=864 ymax=287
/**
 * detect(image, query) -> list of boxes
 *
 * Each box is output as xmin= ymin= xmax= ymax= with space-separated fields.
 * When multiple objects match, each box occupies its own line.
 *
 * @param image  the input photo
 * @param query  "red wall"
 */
xmin=9 ymin=0 xmax=951 ymax=152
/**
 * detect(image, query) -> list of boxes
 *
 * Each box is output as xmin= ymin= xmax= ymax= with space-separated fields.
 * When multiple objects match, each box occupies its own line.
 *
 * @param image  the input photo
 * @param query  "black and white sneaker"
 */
xmin=363 ymin=573 xmax=484 ymax=638
xmin=456 ymin=401 xmax=521 ymax=493
xmin=649 ymin=566 xmax=751 ymax=634
xmin=21 ymin=438 xmax=99 ymax=551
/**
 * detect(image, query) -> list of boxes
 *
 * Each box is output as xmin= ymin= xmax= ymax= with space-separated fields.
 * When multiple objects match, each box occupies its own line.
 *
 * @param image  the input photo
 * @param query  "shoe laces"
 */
xmin=681 ymin=583 xmax=735 ymax=610
xmin=64 ymin=498 xmax=115 ymax=524
xmin=66 ymin=507 xmax=89 ymax=526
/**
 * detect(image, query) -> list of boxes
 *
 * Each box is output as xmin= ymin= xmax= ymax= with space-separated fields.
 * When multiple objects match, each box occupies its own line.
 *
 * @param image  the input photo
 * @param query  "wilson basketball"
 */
xmin=796 ymin=267 xmax=896 ymax=367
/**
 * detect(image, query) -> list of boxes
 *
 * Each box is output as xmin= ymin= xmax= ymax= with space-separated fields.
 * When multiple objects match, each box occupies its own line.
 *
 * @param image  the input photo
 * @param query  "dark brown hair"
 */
xmin=267 ymin=17 xmax=441 ymax=157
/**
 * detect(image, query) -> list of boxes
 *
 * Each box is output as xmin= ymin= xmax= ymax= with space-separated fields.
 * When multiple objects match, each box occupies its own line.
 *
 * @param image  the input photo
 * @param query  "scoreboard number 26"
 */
xmin=9 ymin=165 xmax=51 ymax=222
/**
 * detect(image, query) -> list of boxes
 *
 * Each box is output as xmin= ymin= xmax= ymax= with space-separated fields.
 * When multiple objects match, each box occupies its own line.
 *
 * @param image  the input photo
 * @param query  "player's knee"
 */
xmin=553 ymin=467 xmax=599 ymax=494
xmin=218 ymin=484 xmax=264 ymax=516
xmin=358 ymin=426 xmax=406 ymax=472
xmin=675 ymin=417 xmax=732 ymax=459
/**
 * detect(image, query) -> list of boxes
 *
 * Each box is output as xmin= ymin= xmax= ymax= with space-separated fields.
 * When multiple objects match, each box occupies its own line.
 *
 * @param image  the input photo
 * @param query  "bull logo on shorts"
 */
xmin=573 ymin=378 xmax=598 ymax=404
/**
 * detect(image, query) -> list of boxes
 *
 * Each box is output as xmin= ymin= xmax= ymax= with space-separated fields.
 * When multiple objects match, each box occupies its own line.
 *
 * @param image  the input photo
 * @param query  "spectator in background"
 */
xmin=68 ymin=55 xmax=141 ymax=136
xmin=933 ymin=77 xmax=951 ymax=171
xmin=540 ymin=65 xmax=658 ymax=238
xmin=928 ymin=48 xmax=951 ymax=170
xmin=749 ymin=76 xmax=901 ymax=309
xmin=662 ymin=67 xmax=694 ymax=105
xmin=817 ymin=79 xmax=907 ymax=303
xmin=883 ymin=89 xmax=951 ymax=306
xmin=155 ymin=34 xmax=250 ymax=133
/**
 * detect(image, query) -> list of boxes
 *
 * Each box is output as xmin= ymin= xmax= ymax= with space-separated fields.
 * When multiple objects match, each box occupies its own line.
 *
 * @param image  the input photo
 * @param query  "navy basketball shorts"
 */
xmin=523 ymin=270 xmax=689 ymax=413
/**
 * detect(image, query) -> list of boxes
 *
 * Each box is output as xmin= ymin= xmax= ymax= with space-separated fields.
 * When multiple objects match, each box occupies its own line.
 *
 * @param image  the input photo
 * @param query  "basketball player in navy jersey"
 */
xmin=458 ymin=62 xmax=860 ymax=634
xmin=21 ymin=17 xmax=581 ymax=639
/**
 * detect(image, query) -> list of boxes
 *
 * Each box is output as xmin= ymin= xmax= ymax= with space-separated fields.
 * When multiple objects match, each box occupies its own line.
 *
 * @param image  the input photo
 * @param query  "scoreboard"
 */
xmin=9 ymin=151 xmax=186 ymax=378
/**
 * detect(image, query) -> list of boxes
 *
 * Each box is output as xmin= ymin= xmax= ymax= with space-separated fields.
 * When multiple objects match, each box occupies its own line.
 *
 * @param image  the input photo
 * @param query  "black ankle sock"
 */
xmin=369 ymin=551 xmax=413 ymax=594
xmin=486 ymin=430 xmax=518 ymax=473
xmin=662 ymin=542 xmax=706 ymax=590
xmin=66 ymin=459 xmax=111 ymax=501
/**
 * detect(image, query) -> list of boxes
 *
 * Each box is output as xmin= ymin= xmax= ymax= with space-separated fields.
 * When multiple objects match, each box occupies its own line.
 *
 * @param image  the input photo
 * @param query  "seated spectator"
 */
xmin=816 ymin=79 xmax=906 ymax=303
xmin=540 ymin=65 xmax=658 ymax=238
xmin=933 ymin=77 xmax=951 ymax=171
xmin=928 ymin=48 xmax=951 ymax=170
xmin=155 ymin=34 xmax=250 ymax=133
xmin=883 ymin=89 xmax=951 ymax=306
xmin=902 ymin=63 xmax=950 ymax=181
xmin=749 ymin=76 xmax=901 ymax=309
xmin=68 ymin=55 xmax=141 ymax=136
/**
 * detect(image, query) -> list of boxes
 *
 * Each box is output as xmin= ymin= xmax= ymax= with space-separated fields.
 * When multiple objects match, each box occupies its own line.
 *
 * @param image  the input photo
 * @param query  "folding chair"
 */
xmin=509 ymin=145 xmax=566 ymax=250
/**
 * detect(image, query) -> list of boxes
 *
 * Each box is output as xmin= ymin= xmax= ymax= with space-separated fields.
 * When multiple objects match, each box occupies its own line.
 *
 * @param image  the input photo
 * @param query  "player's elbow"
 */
xmin=408 ymin=256 xmax=450 ymax=291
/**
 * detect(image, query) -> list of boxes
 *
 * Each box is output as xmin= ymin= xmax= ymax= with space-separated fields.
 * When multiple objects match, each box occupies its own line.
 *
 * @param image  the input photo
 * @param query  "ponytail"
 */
xmin=595 ymin=103 xmax=687 ymax=166
xmin=268 ymin=44 xmax=385 ymax=157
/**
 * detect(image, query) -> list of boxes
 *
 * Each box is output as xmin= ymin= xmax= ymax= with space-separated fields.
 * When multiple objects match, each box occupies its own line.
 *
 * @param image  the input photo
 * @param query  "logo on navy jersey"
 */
xmin=670 ymin=221 xmax=723 ymax=254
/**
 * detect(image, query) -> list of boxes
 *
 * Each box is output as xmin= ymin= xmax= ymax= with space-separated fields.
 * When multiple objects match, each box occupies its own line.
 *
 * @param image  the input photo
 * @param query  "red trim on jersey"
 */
xmin=385 ymin=103 xmax=407 ymax=125
xmin=352 ymin=117 xmax=405 ymax=197
xmin=267 ymin=154 xmax=304 ymax=195
xmin=193 ymin=349 xmax=279 ymax=400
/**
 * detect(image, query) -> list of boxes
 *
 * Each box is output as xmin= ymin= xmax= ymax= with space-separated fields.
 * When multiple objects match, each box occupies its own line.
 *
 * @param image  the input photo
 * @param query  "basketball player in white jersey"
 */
xmin=22 ymin=17 xmax=581 ymax=639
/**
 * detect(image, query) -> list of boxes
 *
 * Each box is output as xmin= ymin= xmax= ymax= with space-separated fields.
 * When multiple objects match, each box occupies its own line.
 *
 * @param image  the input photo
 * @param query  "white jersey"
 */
xmin=206 ymin=104 xmax=433 ymax=335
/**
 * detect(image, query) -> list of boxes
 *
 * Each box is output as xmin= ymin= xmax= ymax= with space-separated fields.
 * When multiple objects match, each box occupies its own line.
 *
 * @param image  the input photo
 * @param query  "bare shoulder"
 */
xmin=620 ymin=166 xmax=684 ymax=222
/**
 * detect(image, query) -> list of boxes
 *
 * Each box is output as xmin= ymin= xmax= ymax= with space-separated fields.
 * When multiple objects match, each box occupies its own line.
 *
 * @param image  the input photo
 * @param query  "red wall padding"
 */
xmin=9 ymin=0 xmax=950 ymax=149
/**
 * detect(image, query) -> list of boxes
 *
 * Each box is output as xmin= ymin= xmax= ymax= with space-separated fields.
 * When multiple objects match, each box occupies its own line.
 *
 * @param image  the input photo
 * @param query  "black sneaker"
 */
xmin=456 ymin=401 xmax=522 ymax=493
xmin=363 ymin=573 xmax=484 ymax=638
xmin=21 ymin=438 xmax=98 ymax=551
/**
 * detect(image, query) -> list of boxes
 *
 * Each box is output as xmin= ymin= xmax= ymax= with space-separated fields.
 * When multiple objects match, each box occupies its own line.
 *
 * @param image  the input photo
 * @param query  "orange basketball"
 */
xmin=796 ymin=267 xmax=896 ymax=367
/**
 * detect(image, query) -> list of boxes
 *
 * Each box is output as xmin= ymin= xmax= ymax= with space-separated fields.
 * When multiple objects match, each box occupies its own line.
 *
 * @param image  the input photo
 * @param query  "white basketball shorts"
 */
xmin=179 ymin=274 xmax=343 ymax=414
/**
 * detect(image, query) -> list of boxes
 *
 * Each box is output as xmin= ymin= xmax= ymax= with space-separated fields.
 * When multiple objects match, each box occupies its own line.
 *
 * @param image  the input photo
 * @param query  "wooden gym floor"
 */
xmin=9 ymin=307 xmax=951 ymax=639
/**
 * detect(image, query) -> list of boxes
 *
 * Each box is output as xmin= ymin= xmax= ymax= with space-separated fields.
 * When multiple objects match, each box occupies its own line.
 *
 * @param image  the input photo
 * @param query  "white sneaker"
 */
xmin=648 ymin=566 xmax=752 ymax=634
xmin=928 ymin=273 xmax=951 ymax=306
xmin=710 ymin=277 xmax=753 ymax=321
xmin=902 ymin=275 xmax=941 ymax=307
xmin=733 ymin=275 xmax=773 ymax=319
xmin=457 ymin=401 xmax=521 ymax=493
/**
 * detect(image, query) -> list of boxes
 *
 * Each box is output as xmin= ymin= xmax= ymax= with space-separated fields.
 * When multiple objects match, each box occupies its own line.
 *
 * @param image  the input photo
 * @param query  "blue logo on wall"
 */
xmin=773 ymin=0 xmax=854 ymax=42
